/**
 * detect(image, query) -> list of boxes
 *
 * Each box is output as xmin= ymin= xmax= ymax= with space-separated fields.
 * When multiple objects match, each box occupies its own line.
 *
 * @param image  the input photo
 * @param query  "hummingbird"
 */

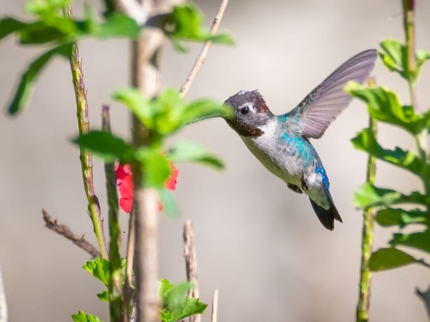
xmin=224 ymin=50 xmax=377 ymax=230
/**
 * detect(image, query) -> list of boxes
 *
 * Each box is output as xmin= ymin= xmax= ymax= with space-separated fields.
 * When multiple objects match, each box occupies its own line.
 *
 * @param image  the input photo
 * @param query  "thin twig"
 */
xmin=211 ymin=289 xmax=219 ymax=322
xmin=0 ymin=264 xmax=7 ymax=322
xmin=102 ymin=105 xmax=124 ymax=322
xmin=416 ymin=287 xmax=430 ymax=320
xmin=183 ymin=221 xmax=200 ymax=322
xmin=179 ymin=0 xmax=230 ymax=98
xmin=130 ymin=2 xmax=166 ymax=321
xmin=42 ymin=210 xmax=101 ymax=258
xmin=124 ymin=207 xmax=136 ymax=322
xmin=63 ymin=5 xmax=109 ymax=259
xmin=356 ymin=78 xmax=377 ymax=322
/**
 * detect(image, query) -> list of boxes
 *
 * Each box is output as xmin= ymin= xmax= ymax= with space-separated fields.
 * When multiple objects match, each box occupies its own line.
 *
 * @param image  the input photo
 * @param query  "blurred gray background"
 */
xmin=1 ymin=0 xmax=430 ymax=321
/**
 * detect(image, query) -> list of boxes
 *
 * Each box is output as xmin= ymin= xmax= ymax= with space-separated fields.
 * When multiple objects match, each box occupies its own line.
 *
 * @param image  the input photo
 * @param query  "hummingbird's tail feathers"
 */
xmin=309 ymin=195 xmax=342 ymax=230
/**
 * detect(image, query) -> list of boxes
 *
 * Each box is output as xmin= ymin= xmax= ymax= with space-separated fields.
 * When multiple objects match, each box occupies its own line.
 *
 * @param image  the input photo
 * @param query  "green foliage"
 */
xmin=378 ymin=38 xmax=430 ymax=83
xmin=160 ymin=279 xmax=207 ymax=322
xmin=83 ymin=258 xmax=127 ymax=303
xmin=72 ymin=311 xmax=103 ymax=322
xmin=167 ymin=3 xmax=234 ymax=52
xmin=349 ymin=36 xmax=430 ymax=278
xmin=369 ymin=248 xmax=420 ymax=271
xmin=352 ymin=128 xmax=422 ymax=175
xmin=168 ymin=141 xmax=224 ymax=169
xmin=7 ymin=43 xmax=73 ymax=115
xmin=345 ymin=82 xmax=427 ymax=135
xmin=375 ymin=208 xmax=429 ymax=228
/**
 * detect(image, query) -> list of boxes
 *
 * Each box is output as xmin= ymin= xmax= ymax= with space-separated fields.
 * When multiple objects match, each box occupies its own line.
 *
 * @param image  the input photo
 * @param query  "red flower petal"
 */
xmin=115 ymin=164 xmax=134 ymax=213
xmin=165 ymin=162 xmax=179 ymax=190
xmin=115 ymin=161 xmax=179 ymax=213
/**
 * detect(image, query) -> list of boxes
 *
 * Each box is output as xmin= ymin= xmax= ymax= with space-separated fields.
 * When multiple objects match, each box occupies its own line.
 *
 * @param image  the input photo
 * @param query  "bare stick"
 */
xmin=183 ymin=221 xmax=200 ymax=322
xmin=179 ymin=0 xmax=230 ymax=98
xmin=112 ymin=0 xmax=148 ymax=24
xmin=211 ymin=289 xmax=219 ymax=322
xmin=130 ymin=2 xmax=167 ymax=319
xmin=42 ymin=210 xmax=101 ymax=258
xmin=0 ymin=264 xmax=7 ymax=322
xmin=63 ymin=5 xmax=109 ymax=259
xmin=124 ymin=207 xmax=136 ymax=322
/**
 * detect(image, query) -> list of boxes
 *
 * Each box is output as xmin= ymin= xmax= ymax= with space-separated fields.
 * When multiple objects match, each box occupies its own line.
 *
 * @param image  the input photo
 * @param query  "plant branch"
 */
xmin=0 ymin=264 xmax=7 ymax=322
xmin=356 ymin=78 xmax=377 ymax=322
xmin=130 ymin=1 xmax=166 ymax=321
xmin=179 ymin=0 xmax=230 ymax=98
xmin=63 ymin=5 xmax=109 ymax=259
xmin=416 ymin=287 xmax=430 ymax=320
xmin=112 ymin=0 xmax=148 ymax=24
xmin=402 ymin=0 xmax=419 ymax=111
xmin=124 ymin=207 xmax=136 ymax=322
xmin=102 ymin=106 xmax=124 ymax=322
xmin=183 ymin=221 xmax=200 ymax=322
xmin=211 ymin=289 xmax=219 ymax=322
xmin=42 ymin=210 xmax=101 ymax=258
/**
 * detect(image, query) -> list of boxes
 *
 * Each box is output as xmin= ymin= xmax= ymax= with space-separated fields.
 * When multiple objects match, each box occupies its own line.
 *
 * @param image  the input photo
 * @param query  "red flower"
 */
xmin=115 ymin=162 xmax=178 ymax=213
xmin=115 ymin=164 xmax=134 ymax=213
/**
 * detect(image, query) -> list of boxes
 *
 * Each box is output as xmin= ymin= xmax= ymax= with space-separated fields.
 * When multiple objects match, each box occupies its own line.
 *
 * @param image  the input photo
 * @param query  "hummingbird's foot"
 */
xmin=287 ymin=183 xmax=303 ymax=194
xmin=301 ymin=175 xmax=309 ymax=191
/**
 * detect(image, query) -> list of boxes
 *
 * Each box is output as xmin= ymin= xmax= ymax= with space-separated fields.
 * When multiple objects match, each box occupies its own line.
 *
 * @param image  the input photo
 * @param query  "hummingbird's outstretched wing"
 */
xmin=286 ymin=49 xmax=377 ymax=139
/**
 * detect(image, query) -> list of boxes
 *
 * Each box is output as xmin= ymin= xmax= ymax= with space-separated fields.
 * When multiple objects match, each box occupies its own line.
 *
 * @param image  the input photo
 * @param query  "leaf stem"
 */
xmin=0 ymin=264 xmax=7 ymax=322
xmin=63 ymin=5 xmax=108 ymax=259
xmin=402 ymin=0 xmax=419 ymax=111
xmin=102 ymin=106 xmax=124 ymax=322
xmin=356 ymin=78 xmax=377 ymax=322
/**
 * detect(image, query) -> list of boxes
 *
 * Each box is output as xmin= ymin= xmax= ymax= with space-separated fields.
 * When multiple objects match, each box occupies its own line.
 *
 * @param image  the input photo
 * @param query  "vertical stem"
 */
xmin=102 ymin=106 xmax=124 ymax=322
xmin=183 ymin=221 xmax=200 ymax=322
xmin=402 ymin=0 xmax=418 ymax=111
xmin=124 ymin=208 xmax=136 ymax=322
xmin=356 ymin=79 xmax=377 ymax=322
xmin=130 ymin=3 xmax=166 ymax=321
xmin=63 ymin=5 xmax=108 ymax=259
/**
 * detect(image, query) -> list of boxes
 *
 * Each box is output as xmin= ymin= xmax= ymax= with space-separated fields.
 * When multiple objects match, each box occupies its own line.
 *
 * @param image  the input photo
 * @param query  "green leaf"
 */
xmin=7 ymin=43 xmax=73 ymax=115
xmin=375 ymin=208 xmax=429 ymax=227
xmin=83 ymin=258 xmax=110 ymax=287
xmin=168 ymin=141 xmax=224 ymax=169
xmin=417 ymin=50 xmax=430 ymax=70
xmin=72 ymin=311 xmax=103 ymax=322
xmin=26 ymin=0 xmax=71 ymax=15
xmin=352 ymin=128 xmax=422 ymax=174
xmin=167 ymin=3 xmax=233 ymax=52
xmin=159 ymin=189 xmax=179 ymax=218
xmin=91 ymin=13 xmax=141 ymax=39
xmin=345 ymin=82 xmax=423 ymax=134
xmin=112 ymin=87 xmax=154 ymax=128
xmin=96 ymin=290 xmax=109 ymax=303
xmin=18 ymin=21 xmax=73 ymax=44
xmin=73 ymin=131 xmax=134 ymax=163
xmin=152 ymin=89 xmax=188 ymax=135
xmin=379 ymin=39 xmax=406 ymax=78
xmin=369 ymin=248 xmax=419 ymax=271
xmin=0 ymin=17 xmax=26 ymax=42
xmin=160 ymin=278 xmax=207 ymax=321
xmin=354 ymin=183 xmax=429 ymax=209
xmin=135 ymin=148 xmax=171 ymax=188
xmin=181 ymin=100 xmax=235 ymax=125
xmin=390 ymin=229 xmax=430 ymax=254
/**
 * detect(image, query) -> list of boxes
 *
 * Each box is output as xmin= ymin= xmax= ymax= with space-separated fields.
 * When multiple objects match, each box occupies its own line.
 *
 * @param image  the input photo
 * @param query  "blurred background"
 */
xmin=1 ymin=0 xmax=430 ymax=321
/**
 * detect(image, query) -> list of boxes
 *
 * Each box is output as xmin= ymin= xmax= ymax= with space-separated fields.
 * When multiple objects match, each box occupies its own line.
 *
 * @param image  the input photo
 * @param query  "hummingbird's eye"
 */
xmin=240 ymin=106 xmax=250 ymax=115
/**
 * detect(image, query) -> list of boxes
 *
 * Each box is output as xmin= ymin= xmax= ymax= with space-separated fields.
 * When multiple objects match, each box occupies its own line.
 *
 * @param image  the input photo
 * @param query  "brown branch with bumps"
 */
xmin=42 ymin=210 xmax=101 ymax=258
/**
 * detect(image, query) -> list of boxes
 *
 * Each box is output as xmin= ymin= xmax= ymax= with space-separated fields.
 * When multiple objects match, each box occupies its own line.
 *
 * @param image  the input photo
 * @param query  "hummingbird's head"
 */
xmin=224 ymin=89 xmax=274 ymax=137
